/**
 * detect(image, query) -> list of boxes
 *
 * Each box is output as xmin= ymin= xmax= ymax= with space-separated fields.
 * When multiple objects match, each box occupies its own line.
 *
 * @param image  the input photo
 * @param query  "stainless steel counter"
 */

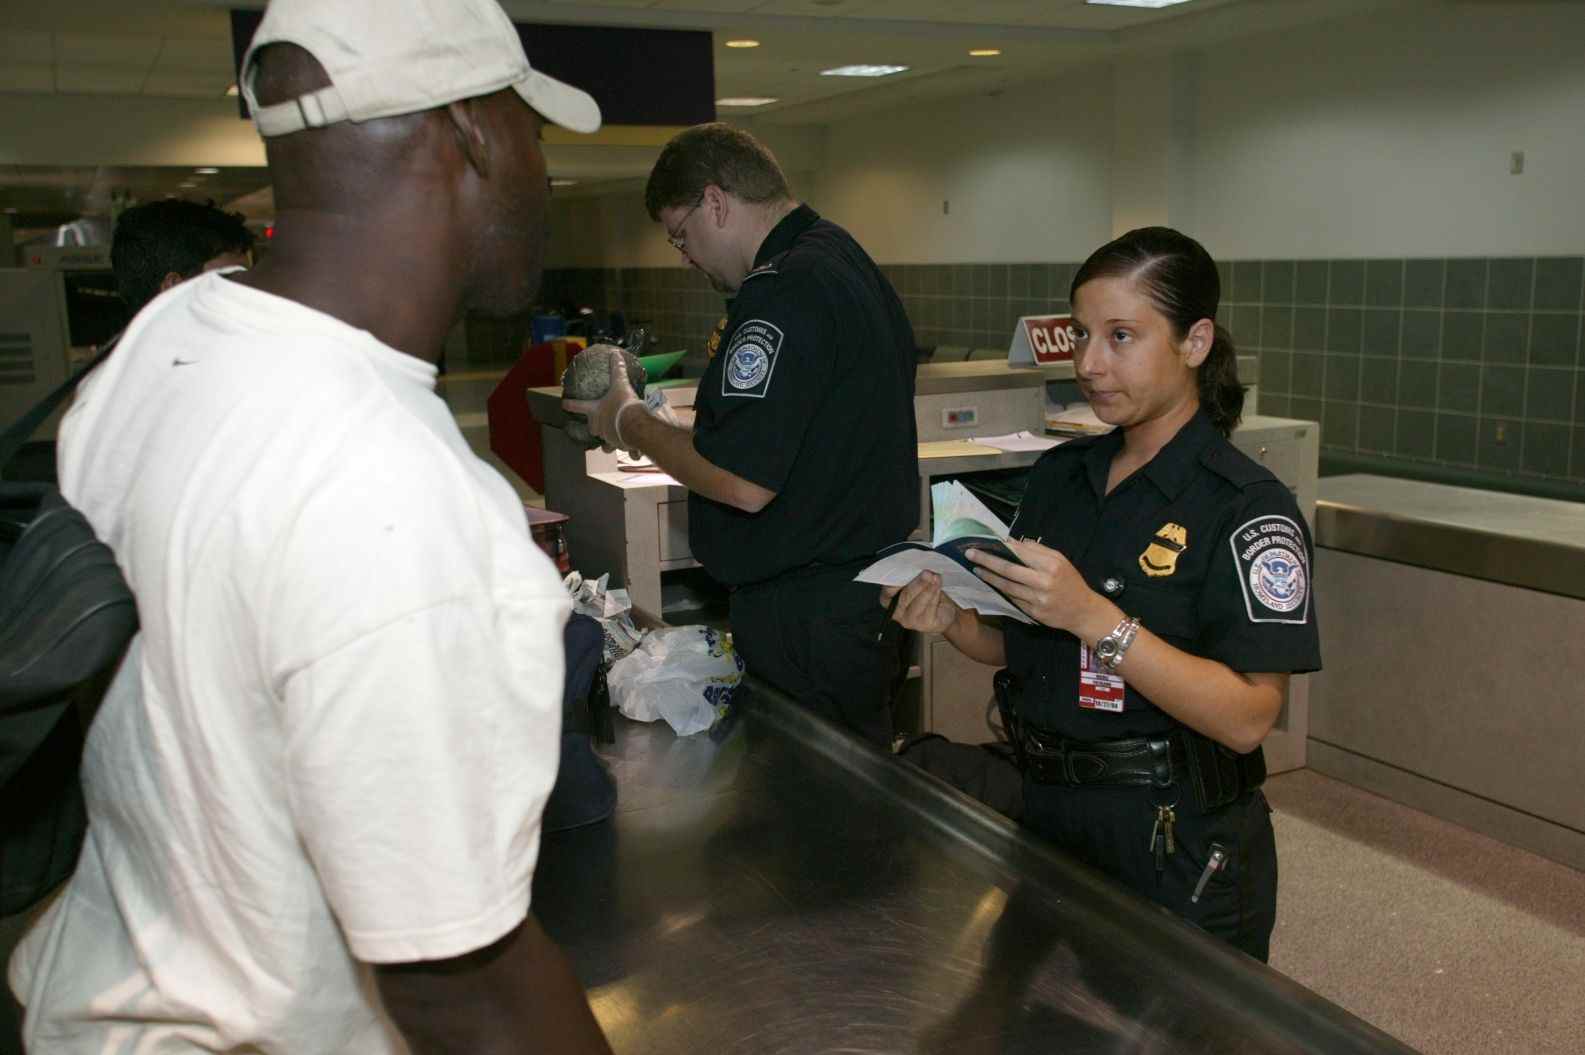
xmin=1316 ymin=473 xmax=1585 ymax=599
xmin=533 ymin=683 xmax=1414 ymax=1054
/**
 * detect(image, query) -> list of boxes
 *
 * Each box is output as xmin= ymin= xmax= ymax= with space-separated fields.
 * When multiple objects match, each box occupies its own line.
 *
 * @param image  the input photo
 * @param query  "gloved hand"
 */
xmin=563 ymin=353 xmax=647 ymax=454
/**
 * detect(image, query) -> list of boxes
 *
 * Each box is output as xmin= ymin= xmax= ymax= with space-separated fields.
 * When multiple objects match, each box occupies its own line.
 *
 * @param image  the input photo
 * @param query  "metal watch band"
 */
xmin=1095 ymin=616 xmax=1141 ymax=673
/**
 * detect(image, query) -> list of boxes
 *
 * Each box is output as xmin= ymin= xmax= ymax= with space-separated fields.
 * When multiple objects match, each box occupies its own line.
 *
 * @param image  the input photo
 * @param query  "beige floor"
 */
xmin=1265 ymin=769 xmax=1585 ymax=1055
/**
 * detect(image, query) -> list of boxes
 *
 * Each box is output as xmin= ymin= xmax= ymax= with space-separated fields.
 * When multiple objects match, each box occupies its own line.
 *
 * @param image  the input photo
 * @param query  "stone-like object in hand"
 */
xmin=561 ymin=345 xmax=647 ymax=448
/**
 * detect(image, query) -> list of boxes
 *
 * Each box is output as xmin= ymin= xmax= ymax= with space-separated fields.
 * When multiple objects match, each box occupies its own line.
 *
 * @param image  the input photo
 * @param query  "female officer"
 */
xmin=884 ymin=227 xmax=1320 ymax=961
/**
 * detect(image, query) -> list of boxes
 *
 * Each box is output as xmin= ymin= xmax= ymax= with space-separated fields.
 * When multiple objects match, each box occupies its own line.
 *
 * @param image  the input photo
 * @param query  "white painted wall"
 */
xmin=1183 ymin=2 xmax=1585 ymax=259
xmin=808 ymin=73 xmax=1114 ymax=264
xmin=545 ymin=120 xmax=827 ymax=269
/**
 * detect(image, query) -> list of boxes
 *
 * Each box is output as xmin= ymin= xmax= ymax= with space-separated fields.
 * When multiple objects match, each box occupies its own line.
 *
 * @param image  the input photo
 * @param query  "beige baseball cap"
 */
xmin=241 ymin=0 xmax=602 ymax=138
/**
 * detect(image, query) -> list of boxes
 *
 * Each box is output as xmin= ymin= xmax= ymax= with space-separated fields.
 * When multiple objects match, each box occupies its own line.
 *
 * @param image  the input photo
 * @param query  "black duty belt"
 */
xmin=1018 ymin=727 xmax=1183 ymax=789
xmin=992 ymin=668 xmax=1265 ymax=810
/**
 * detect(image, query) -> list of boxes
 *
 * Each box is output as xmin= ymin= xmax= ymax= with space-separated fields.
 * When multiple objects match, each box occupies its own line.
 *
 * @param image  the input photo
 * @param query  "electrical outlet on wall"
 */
xmin=942 ymin=405 xmax=978 ymax=429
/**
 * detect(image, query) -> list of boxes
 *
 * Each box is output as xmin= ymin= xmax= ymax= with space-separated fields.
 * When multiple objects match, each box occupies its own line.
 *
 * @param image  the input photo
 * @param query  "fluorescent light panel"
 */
xmin=820 ymin=64 xmax=908 ymax=77
xmin=1086 ymin=0 xmax=1194 ymax=7
xmin=716 ymin=97 xmax=778 ymax=107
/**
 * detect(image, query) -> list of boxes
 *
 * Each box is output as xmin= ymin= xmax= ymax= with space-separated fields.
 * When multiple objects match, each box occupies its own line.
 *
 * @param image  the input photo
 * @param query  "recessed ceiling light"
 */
xmin=1085 ymin=0 xmax=1194 ymax=7
xmin=716 ymin=97 xmax=778 ymax=107
xmin=550 ymin=179 xmax=578 ymax=187
xmin=179 ymin=181 xmax=198 ymax=189
xmin=969 ymin=49 xmax=1002 ymax=57
xmin=3 ymin=207 xmax=17 ymax=214
xmin=195 ymin=167 xmax=220 ymax=175
xmin=225 ymin=83 xmax=239 ymax=96
xmin=724 ymin=39 xmax=760 ymax=49
xmin=820 ymin=65 xmax=908 ymax=78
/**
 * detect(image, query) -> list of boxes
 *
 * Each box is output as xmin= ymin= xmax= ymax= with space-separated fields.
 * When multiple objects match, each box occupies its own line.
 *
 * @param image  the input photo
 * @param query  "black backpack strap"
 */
xmin=0 ymin=330 xmax=121 ymax=472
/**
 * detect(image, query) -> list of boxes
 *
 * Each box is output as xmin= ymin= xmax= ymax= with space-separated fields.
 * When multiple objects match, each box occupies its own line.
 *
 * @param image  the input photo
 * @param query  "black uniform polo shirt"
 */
xmin=1003 ymin=411 xmax=1322 ymax=740
xmin=689 ymin=205 xmax=919 ymax=587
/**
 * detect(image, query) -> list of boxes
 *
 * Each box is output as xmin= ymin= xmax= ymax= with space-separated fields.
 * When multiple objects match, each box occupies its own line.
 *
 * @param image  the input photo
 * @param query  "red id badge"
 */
xmin=1078 ymin=643 xmax=1125 ymax=713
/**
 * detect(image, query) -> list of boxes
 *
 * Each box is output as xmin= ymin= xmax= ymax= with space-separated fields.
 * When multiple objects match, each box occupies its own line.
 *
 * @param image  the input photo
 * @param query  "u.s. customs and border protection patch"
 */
xmin=706 ymin=315 xmax=728 ymax=359
xmin=1229 ymin=515 xmax=1310 ymax=623
xmin=1139 ymin=522 xmax=1188 ymax=577
xmin=721 ymin=319 xmax=783 ymax=398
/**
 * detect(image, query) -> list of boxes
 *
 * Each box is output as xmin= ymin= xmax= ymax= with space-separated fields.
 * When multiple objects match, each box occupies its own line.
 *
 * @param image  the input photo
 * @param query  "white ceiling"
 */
xmin=0 ymin=0 xmax=1414 ymax=227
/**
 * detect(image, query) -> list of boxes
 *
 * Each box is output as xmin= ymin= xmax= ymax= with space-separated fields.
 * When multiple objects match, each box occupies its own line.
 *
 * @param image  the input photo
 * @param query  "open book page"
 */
xmin=854 ymin=547 xmax=1033 ymax=624
xmin=930 ymin=479 xmax=1013 ymax=546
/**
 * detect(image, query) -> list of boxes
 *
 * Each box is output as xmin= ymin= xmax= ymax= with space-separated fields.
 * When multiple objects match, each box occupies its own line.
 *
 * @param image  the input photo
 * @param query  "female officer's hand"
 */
xmin=965 ymin=539 xmax=1114 ymax=636
xmin=879 ymin=572 xmax=960 ymax=635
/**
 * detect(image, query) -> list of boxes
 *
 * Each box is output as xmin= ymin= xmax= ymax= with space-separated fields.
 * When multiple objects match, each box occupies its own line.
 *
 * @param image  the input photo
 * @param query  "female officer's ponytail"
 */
xmin=1071 ymin=227 xmax=1246 ymax=437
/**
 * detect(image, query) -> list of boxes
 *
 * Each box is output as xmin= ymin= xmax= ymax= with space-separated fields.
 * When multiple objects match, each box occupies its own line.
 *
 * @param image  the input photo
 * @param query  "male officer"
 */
xmin=112 ymin=199 xmax=256 ymax=316
xmin=566 ymin=123 xmax=918 ymax=747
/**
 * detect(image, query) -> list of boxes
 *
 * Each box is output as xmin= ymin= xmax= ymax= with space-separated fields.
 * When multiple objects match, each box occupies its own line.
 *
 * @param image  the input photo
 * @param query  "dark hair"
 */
xmin=111 ymin=199 xmax=256 ymax=314
xmin=1070 ymin=226 xmax=1244 ymax=436
xmin=644 ymin=123 xmax=791 ymax=220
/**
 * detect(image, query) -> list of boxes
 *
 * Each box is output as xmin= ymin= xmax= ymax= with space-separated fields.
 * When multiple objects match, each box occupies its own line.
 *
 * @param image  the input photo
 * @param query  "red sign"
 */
xmin=1009 ymin=315 xmax=1077 ymax=366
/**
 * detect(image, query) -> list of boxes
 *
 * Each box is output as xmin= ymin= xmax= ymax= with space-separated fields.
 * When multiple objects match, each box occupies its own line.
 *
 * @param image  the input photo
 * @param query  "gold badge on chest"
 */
xmin=1139 ymin=522 xmax=1188 ymax=577
xmin=706 ymin=315 xmax=728 ymax=359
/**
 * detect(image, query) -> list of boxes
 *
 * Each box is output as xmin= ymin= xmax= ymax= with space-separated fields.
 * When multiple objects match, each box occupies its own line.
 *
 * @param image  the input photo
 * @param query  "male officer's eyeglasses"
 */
xmin=665 ymin=200 xmax=703 ymax=252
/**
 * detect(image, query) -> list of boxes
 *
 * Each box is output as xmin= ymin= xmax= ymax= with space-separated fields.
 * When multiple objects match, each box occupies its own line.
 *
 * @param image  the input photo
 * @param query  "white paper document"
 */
xmin=855 ymin=549 xmax=1032 ymax=623
xmin=970 ymin=430 xmax=1062 ymax=453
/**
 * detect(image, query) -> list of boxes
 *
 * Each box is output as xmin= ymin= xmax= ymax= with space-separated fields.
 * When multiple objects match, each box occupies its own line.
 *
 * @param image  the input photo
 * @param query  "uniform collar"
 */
xmin=1082 ymin=408 xmax=1221 ymax=501
xmin=753 ymin=203 xmax=819 ymax=269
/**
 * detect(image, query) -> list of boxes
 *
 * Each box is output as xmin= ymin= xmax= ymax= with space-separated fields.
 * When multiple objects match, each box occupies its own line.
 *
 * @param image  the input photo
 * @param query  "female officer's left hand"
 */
xmin=965 ymin=538 xmax=1115 ymax=636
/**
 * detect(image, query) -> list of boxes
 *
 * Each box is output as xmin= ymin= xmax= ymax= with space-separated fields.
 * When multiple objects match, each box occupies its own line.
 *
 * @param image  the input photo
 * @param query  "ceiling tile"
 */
xmin=0 ymin=32 xmax=54 ymax=62
xmin=141 ymin=73 xmax=232 ymax=99
xmin=54 ymin=32 xmax=161 ymax=66
xmin=152 ymin=36 xmax=237 ymax=72
xmin=54 ymin=65 xmax=149 ymax=95
xmin=0 ymin=64 xmax=53 ymax=93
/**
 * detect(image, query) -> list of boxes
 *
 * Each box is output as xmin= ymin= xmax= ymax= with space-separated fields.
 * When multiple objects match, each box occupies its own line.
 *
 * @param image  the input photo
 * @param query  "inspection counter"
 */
xmin=1309 ymin=474 xmax=1585 ymax=871
xmin=532 ymin=679 xmax=1415 ymax=1054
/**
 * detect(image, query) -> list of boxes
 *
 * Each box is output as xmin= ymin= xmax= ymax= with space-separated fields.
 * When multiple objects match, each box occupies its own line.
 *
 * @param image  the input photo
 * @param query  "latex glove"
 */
xmin=563 ymin=354 xmax=646 ymax=454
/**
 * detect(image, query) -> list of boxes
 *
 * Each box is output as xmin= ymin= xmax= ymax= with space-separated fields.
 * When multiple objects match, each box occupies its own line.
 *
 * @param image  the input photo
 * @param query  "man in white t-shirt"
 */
xmin=6 ymin=2 xmax=613 ymax=1052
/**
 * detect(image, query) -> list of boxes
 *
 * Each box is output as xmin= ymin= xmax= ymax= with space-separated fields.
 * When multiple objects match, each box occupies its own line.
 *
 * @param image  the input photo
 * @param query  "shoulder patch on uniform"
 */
xmin=721 ymin=319 xmax=784 ymax=398
xmin=1229 ymin=515 xmax=1310 ymax=624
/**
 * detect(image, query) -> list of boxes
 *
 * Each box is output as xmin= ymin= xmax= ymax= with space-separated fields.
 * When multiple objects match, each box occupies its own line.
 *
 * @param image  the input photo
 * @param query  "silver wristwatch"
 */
xmin=1093 ymin=616 xmax=1140 ymax=673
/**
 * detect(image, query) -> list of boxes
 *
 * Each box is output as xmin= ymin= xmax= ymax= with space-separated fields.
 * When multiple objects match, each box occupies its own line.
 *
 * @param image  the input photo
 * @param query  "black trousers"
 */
xmin=728 ymin=565 xmax=899 ymax=749
xmin=1021 ymin=780 xmax=1278 ymax=961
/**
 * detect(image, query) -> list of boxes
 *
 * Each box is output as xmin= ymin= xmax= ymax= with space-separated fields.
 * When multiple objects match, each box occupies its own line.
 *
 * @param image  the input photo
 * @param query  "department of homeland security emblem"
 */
xmin=1230 ymin=515 xmax=1311 ymax=623
xmin=721 ymin=319 xmax=783 ymax=398
xmin=1139 ymin=523 xmax=1188 ymax=577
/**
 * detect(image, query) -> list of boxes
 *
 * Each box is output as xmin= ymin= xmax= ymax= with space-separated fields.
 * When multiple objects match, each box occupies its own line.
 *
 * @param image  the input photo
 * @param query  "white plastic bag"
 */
xmin=606 ymin=625 xmax=744 ymax=737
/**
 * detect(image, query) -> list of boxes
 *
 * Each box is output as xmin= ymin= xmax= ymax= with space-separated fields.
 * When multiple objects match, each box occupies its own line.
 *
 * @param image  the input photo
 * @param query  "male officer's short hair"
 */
xmin=645 ymin=122 xmax=791 ymax=219
xmin=112 ymin=200 xmax=255 ymax=314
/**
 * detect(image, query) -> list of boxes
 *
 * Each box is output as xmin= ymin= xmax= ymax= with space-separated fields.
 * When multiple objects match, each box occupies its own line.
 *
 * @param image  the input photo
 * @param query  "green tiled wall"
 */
xmin=1232 ymin=256 xmax=1585 ymax=485
xmin=525 ymin=256 xmax=1585 ymax=489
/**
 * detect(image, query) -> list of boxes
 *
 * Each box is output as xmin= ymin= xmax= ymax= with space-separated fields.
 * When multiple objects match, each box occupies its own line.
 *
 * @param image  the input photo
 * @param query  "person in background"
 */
xmin=7 ymin=0 xmax=613 ymax=1052
xmin=884 ymin=227 xmax=1321 ymax=961
xmin=111 ymin=198 xmax=256 ymax=316
xmin=565 ymin=123 xmax=919 ymax=749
